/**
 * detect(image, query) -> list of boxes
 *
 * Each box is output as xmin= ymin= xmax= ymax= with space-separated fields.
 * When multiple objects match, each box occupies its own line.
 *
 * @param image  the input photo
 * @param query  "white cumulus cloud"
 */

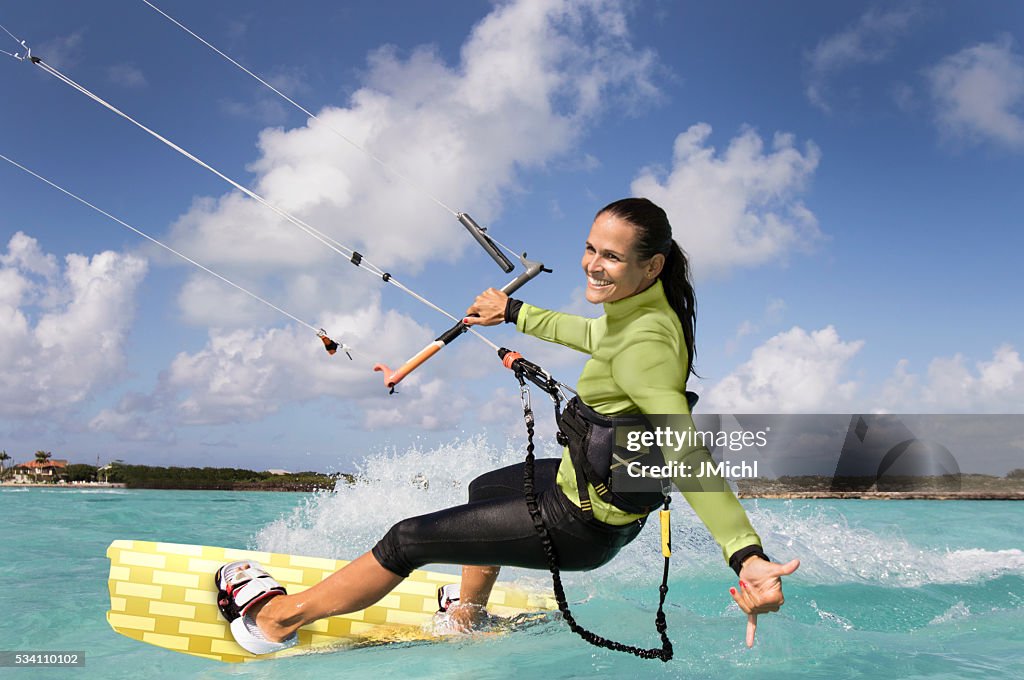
xmin=879 ymin=345 xmax=1024 ymax=412
xmin=631 ymin=123 xmax=822 ymax=277
xmin=0 ymin=232 xmax=147 ymax=417
xmin=927 ymin=35 xmax=1024 ymax=150
xmin=706 ymin=326 xmax=1024 ymax=415
xmin=90 ymin=293 xmax=485 ymax=436
xmin=704 ymin=325 xmax=864 ymax=413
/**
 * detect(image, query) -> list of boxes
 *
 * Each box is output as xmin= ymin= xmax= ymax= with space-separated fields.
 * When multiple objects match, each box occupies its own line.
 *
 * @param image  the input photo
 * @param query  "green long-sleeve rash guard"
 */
xmin=515 ymin=279 xmax=762 ymax=564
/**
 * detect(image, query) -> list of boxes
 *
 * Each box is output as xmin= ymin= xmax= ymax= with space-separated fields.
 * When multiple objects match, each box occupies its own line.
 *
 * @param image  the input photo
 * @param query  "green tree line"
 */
xmin=0 ymin=455 xmax=349 ymax=491
xmin=103 ymin=463 xmax=344 ymax=491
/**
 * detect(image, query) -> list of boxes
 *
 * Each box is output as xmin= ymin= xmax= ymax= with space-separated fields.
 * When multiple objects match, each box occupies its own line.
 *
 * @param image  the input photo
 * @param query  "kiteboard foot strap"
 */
xmin=437 ymin=584 xmax=461 ymax=613
xmin=215 ymin=561 xmax=298 ymax=655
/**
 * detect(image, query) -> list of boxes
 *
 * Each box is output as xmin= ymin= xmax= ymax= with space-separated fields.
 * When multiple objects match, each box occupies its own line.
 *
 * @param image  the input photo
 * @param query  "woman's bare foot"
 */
xmin=446 ymin=603 xmax=490 ymax=632
xmin=245 ymin=596 xmax=290 ymax=642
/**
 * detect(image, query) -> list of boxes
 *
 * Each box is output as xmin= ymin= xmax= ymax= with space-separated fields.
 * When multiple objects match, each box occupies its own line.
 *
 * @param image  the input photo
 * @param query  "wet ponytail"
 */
xmin=596 ymin=198 xmax=699 ymax=381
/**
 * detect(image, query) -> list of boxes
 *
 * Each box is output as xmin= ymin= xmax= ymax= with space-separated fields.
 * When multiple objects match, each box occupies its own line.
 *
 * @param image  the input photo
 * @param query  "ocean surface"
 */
xmin=2 ymin=436 xmax=1022 ymax=679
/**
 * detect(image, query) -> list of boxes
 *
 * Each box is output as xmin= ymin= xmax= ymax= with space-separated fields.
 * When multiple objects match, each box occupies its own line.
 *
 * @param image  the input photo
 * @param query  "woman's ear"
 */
xmin=648 ymin=253 xmax=666 ymax=279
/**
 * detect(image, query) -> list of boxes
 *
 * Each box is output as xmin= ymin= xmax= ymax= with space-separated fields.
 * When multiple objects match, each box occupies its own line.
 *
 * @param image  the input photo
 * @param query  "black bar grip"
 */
xmin=436 ymin=320 xmax=469 ymax=345
xmin=458 ymin=212 xmax=515 ymax=273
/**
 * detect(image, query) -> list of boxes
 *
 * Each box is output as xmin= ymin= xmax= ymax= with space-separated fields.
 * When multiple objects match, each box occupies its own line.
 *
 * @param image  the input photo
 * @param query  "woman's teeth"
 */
xmin=588 ymin=276 xmax=611 ymax=287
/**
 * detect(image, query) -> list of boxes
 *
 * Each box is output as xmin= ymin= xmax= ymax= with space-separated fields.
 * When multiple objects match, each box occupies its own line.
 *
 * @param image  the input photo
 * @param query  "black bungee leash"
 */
xmin=499 ymin=348 xmax=674 ymax=662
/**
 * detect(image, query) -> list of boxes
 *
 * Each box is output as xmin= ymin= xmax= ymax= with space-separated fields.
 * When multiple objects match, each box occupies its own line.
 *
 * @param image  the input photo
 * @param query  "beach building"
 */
xmin=10 ymin=459 xmax=69 ymax=484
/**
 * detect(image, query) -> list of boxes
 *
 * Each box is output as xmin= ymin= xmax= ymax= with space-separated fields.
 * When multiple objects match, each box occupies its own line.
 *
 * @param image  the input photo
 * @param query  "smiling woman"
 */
xmin=209 ymin=199 xmax=797 ymax=660
xmin=461 ymin=199 xmax=796 ymax=647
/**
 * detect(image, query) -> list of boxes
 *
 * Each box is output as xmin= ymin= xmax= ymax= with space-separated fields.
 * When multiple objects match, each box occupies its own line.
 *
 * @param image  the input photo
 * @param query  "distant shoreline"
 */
xmin=0 ymin=462 xmax=346 ymax=492
xmin=0 ymin=481 xmax=126 ymax=489
xmin=3 ymin=481 xmax=1021 ymax=499
xmin=0 ymin=481 xmax=322 ymax=492
xmin=737 ymin=491 xmax=1024 ymax=500
xmin=735 ymin=473 xmax=1024 ymax=500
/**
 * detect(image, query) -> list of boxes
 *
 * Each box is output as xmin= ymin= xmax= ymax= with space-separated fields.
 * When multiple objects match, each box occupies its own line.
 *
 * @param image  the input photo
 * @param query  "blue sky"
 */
xmin=1 ymin=1 xmax=1022 ymax=473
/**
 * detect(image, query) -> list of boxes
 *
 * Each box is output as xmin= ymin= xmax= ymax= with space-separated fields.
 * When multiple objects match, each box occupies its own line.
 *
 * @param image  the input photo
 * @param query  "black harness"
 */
xmin=556 ymin=393 xmax=698 ymax=519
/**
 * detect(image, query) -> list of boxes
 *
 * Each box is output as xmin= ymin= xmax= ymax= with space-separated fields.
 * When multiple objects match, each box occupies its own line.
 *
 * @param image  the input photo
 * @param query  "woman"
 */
xmin=217 ymin=198 xmax=799 ymax=654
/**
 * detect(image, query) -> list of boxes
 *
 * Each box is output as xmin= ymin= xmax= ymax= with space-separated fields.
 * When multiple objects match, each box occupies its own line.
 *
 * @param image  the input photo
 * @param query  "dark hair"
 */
xmin=596 ymin=197 xmax=699 ymax=381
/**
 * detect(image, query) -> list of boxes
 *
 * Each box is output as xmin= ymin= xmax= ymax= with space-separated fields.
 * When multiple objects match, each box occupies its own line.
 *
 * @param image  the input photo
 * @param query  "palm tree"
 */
xmin=0 ymin=450 xmax=9 ymax=480
xmin=34 ymin=450 xmax=52 ymax=482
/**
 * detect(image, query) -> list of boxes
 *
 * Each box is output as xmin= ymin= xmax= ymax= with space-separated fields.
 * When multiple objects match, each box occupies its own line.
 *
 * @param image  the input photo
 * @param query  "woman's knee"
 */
xmin=371 ymin=517 xmax=424 ymax=578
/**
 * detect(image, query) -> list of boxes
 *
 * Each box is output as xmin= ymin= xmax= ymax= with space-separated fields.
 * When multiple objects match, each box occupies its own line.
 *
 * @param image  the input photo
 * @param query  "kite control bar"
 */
xmin=373 ymin=252 xmax=550 ymax=391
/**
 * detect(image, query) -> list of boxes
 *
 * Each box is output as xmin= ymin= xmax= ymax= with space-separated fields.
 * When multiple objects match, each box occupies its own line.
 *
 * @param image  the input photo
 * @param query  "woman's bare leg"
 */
xmin=459 ymin=565 xmax=500 ymax=606
xmin=448 ymin=564 xmax=500 ymax=629
xmin=250 ymin=551 xmax=404 ymax=642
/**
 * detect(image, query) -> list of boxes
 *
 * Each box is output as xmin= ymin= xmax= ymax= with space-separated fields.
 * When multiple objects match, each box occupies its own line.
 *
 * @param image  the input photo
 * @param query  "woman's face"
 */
xmin=581 ymin=212 xmax=662 ymax=304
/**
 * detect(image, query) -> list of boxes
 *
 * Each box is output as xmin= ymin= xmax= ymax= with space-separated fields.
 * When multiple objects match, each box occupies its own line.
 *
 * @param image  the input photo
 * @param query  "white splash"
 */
xmin=253 ymin=434 xmax=559 ymax=569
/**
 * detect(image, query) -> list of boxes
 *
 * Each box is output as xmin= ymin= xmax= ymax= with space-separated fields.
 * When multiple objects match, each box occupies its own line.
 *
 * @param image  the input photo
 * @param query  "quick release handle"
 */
xmin=458 ymin=213 xmax=514 ymax=273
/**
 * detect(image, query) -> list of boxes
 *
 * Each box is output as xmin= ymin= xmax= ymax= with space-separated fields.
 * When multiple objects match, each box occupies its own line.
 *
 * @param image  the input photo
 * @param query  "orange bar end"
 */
xmin=372 ymin=363 xmax=398 ymax=388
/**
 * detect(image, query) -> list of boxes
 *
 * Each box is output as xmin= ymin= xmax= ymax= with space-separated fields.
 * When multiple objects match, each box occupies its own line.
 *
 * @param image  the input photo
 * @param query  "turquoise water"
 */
xmin=2 ymin=438 xmax=1022 ymax=679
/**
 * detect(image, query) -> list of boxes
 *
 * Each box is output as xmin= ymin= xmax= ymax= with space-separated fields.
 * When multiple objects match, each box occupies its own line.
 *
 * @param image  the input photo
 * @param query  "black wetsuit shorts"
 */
xmin=371 ymin=459 xmax=645 ymax=578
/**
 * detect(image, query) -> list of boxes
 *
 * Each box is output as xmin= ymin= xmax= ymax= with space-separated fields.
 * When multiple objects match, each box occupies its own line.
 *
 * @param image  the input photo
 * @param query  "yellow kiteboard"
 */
xmin=106 ymin=539 xmax=556 ymax=663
